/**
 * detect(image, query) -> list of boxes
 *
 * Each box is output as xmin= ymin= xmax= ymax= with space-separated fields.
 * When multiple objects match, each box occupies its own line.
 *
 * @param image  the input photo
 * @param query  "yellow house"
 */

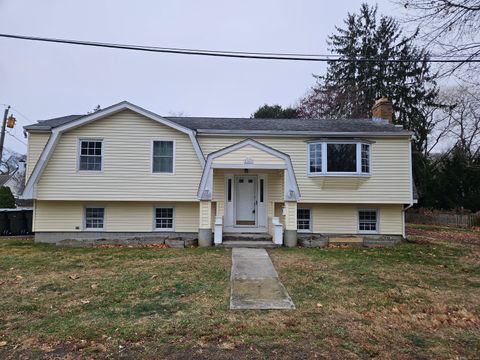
xmin=23 ymin=99 xmax=416 ymax=247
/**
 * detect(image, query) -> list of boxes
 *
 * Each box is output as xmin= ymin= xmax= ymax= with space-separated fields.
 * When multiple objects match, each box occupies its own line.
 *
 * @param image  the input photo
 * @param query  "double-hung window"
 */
xmin=297 ymin=208 xmax=312 ymax=232
xmin=155 ymin=207 xmax=174 ymax=231
xmin=308 ymin=141 xmax=371 ymax=175
xmin=85 ymin=207 xmax=105 ymax=230
xmin=79 ymin=139 xmax=103 ymax=171
xmin=358 ymin=209 xmax=378 ymax=233
xmin=153 ymin=141 xmax=174 ymax=173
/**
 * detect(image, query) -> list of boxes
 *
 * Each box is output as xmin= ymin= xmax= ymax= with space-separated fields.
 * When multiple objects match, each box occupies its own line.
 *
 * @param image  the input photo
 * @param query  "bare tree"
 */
xmin=434 ymin=84 xmax=480 ymax=157
xmin=396 ymin=0 xmax=480 ymax=76
xmin=0 ymin=150 xmax=26 ymax=194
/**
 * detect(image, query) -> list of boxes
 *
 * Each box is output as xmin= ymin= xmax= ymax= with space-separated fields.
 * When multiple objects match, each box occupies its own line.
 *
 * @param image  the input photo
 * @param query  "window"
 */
xmin=85 ymin=207 xmax=105 ymax=230
xmin=358 ymin=209 xmax=378 ymax=233
xmin=307 ymin=141 xmax=371 ymax=175
xmin=260 ymin=179 xmax=264 ymax=203
xmin=227 ymin=179 xmax=232 ymax=202
xmin=327 ymin=143 xmax=356 ymax=172
xmin=361 ymin=144 xmax=370 ymax=173
xmin=309 ymin=142 xmax=322 ymax=173
xmin=153 ymin=141 xmax=174 ymax=173
xmin=297 ymin=208 xmax=311 ymax=232
xmin=79 ymin=140 xmax=102 ymax=171
xmin=155 ymin=207 xmax=174 ymax=230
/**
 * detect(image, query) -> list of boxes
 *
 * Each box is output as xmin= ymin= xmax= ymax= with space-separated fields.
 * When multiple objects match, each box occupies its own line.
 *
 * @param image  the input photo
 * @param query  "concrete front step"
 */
xmin=222 ymin=233 xmax=273 ymax=242
xmin=220 ymin=240 xmax=279 ymax=248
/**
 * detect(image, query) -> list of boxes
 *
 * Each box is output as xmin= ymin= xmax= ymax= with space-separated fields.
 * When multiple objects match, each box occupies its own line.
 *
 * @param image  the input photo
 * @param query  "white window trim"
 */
xmin=151 ymin=139 xmax=176 ymax=175
xmin=77 ymin=138 xmax=104 ymax=173
xmin=83 ymin=205 xmax=106 ymax=231
xmin=358 ymin=208 xmax=379 ymax=234
xmin=297 ymin=207 xmax=312 ymax=233
xmin=307 ymin=141 xmax=371 ymax=176
xmin=153 ymin=205 xmax=175 ymax=232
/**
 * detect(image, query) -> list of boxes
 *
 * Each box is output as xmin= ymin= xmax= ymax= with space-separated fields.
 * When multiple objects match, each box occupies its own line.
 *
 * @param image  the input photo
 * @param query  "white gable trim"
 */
xmin=197 ymin=139 xmax=300 ymax=201
xmin=23 ymin=101 xmax=205 ymax=199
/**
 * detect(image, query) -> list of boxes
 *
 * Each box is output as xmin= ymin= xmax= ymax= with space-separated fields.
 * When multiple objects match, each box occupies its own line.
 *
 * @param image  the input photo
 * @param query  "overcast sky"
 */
xmin=0 ymin=0 xmax=401 ymax=155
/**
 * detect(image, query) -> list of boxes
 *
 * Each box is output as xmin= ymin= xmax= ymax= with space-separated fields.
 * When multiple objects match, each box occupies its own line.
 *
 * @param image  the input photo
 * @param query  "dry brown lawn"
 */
xmin=0 ymin=225 xmax=479 ymax=359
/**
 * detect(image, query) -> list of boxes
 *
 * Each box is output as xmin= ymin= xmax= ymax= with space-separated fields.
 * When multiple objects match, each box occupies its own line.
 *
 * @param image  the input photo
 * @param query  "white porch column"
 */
xmin=284 ymin=200 xmax=298 ymax=247
xmin=198 ymin=200 xmax=212 ymax=247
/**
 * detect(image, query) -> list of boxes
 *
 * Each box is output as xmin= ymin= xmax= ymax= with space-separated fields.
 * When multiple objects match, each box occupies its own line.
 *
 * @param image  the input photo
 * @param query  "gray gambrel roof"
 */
xmin=24 ymin=108 xmax=411 ymax=135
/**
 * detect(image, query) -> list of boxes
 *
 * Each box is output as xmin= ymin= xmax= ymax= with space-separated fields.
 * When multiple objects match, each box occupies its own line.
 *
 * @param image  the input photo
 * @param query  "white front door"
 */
xmin=235 ymin=175 xmax=257 ymax=226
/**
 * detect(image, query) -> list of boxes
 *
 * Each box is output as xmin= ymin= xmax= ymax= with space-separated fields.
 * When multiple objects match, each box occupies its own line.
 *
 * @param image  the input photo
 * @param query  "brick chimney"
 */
xmin=372 ymin=97 xmax=393 ymax=123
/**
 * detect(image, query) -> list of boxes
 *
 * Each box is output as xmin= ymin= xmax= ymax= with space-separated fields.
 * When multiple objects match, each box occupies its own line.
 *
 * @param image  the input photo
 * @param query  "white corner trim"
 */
xmin=197 ymin=138 xmax=301 ymax=201
xmin=22 ymin=101 xmax=206 ymax=199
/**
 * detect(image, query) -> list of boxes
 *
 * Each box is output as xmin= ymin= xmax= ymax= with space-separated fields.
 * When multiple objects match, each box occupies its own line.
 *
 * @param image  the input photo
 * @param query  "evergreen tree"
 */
xmin=298 ymin=3 xmax=439 ymax=155
xmin=0 ymin=186 xmax=15 ymax=208
xmin=252 ymin=104 xmax=298 ymax=119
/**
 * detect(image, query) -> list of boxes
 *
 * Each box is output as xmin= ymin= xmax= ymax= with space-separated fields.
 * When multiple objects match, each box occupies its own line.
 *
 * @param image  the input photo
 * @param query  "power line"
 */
xmin=6 ymin=130 xmax=27 ymax=146
xmin=1 ymin=104 xmax=34 ymax=125
xmin=1 ymin=33 xmax=480 ymax=63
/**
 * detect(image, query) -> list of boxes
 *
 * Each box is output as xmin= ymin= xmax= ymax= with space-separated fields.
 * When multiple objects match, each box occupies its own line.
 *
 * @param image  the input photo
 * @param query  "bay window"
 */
xmin=308 ymin=141 xmax=371 ymax=175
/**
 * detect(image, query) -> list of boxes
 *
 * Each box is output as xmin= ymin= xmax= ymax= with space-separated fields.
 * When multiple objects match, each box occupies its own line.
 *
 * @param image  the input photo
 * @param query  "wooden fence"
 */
xmin=406 ymin=210 xmax=480 ymax=228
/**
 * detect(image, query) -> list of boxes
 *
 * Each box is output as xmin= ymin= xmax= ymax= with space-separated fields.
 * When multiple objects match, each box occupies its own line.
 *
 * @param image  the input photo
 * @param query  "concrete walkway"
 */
xmin=230 ymin=248 xmax=295 ymax=310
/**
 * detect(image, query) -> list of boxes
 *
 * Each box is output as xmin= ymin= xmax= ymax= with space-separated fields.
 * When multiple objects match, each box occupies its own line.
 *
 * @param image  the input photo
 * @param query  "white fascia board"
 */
xmin=22 ymin=101 xmax=206 ymax=199
xmin=22 ymin=130 xmax=61 ymax=199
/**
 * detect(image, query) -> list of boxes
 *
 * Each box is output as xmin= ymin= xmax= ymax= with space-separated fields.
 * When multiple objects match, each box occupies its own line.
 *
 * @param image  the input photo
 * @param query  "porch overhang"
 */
xmin=197 ymin=139 xmax=301 ymax=201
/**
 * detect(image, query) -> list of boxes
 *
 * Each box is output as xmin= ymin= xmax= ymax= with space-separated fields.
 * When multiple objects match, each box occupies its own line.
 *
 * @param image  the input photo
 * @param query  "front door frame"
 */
xmin=224 ymin=173 xmax=267 ymax=233
xmin=234 ymin=175 xmax=258 ymax=227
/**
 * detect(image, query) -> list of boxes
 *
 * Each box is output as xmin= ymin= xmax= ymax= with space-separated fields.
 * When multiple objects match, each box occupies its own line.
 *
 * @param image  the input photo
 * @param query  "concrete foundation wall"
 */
xmin=35 ymin=231 xmax=197 ymax=247
xmin=298 ymin=233 xmax=403 ymax=248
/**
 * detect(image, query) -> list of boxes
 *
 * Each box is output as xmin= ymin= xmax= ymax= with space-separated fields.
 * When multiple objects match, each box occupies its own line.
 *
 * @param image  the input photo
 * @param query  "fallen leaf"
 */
xmin=90 ymin=283 xmax=98 ymax=289
xmin=80 ymin=299 xmax=90 ymax=304
xmin=151 ymin=275 xmax=158 ymax=279
xmin=15 ymin=275 xmax=23 ymax=280
xmin=316 ymin=303 xmax=323 ymax=308
xmin=69 ymin=274 xmax=80 ymax=280
xmin=0 ymin=341 xmax=6 ymax=347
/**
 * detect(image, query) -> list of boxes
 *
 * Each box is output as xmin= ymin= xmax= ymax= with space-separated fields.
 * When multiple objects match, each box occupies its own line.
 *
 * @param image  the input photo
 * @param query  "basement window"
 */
xmin=155 ymin=207 xmax=174 ymax=231
xmin=358 ymin=209 xmax=378 ymax=233
xmin=307 ymin=141 xmax=371 ymax=176
xmin=84 ymin=207 xmax=105 ymax=230
xmin=297 ymin=208 xmax=312 ymax=232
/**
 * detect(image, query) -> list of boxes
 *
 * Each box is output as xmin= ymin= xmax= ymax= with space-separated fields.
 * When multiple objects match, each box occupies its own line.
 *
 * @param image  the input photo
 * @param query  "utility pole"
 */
xmin=0 ymin=105 xmax=10 ymax=164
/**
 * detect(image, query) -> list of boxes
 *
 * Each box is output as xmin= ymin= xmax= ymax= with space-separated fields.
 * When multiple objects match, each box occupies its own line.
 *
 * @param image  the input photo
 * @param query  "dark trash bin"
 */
xmin=24 ymin=210 xmax=33 ymax=234
xmin=0 ymin=211 xmax=10 ymax=235
xmin=8 ymin=211 xmax=28 ymax=235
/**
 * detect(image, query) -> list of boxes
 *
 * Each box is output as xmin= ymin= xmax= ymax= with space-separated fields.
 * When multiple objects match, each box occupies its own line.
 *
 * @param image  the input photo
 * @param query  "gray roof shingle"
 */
xmin=164 ymin=116 xmax=409 ymax=134
xmin=24 ymin=110 xmax=411 ymax=135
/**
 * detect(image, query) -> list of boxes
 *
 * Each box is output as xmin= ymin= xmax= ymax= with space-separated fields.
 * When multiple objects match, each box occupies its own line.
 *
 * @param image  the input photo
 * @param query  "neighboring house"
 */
xmin=22 ymin=98 xmax=416 ymax=247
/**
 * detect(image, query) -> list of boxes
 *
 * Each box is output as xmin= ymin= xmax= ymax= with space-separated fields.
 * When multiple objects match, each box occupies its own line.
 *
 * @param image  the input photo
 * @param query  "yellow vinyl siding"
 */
xmin=34 ymin=200 xmax=199 ymax=232
xmin=199 ymin=136 xmax=411 ymax=204
xmin=36 ymin=110 xmax=203 ymax=201
xmin=26 ymin=132 xmax=50 ymax=182
xmin=212 ymin=144 xmax=285 ymax=165
xmin=307 ymin=203 xmax=403 ymax=235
